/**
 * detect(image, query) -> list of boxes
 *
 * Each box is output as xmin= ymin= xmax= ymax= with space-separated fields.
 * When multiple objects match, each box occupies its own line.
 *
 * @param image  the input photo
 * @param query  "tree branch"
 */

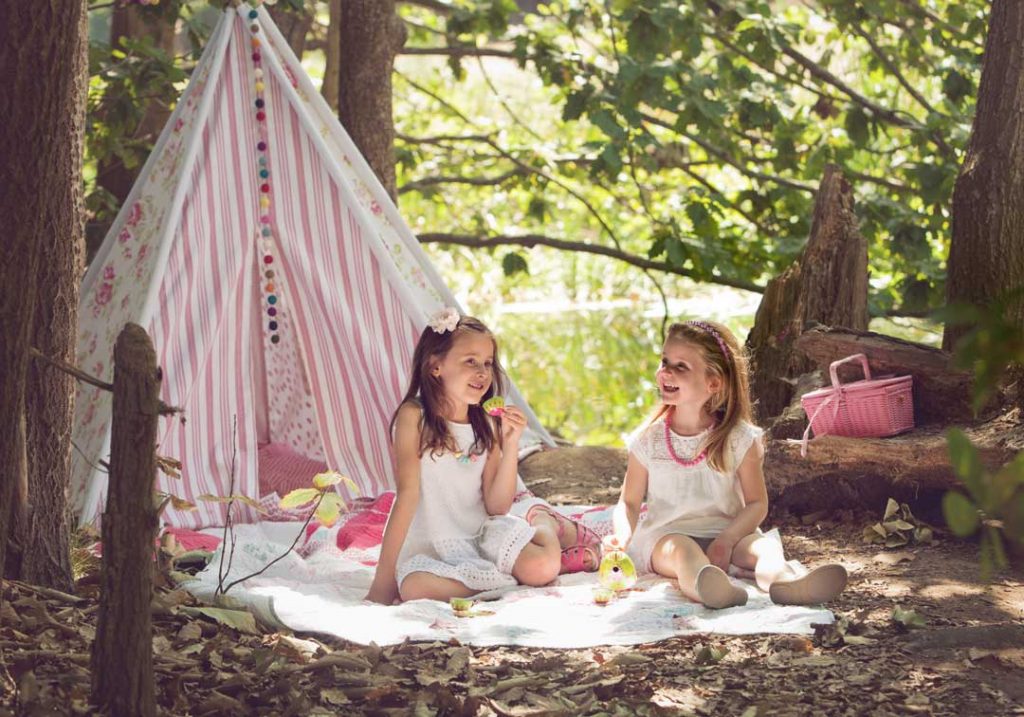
xmin=399 ymin=0 xmax=452 ymax=15
xmin=849 ymin=23 xmax=944 ymax=118
xmin=640 ymin=112 xmax=817 ymax=193
xmin=401 ymin=46 xmax=518 ymax=59
xmin=30 ymin=346 xmax=180 ymax=416
xmin=399 ymin=168 xmax=527 ymax=194
xmin=418 ymin=232 xmax=765 ymax=293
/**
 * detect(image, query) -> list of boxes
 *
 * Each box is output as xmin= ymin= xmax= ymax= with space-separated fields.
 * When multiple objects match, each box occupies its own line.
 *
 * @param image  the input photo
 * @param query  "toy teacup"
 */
xmin=598 ymin=535 xmax=637 ymax=592
xmin=450 ymin=597 xmax=474 ymax=615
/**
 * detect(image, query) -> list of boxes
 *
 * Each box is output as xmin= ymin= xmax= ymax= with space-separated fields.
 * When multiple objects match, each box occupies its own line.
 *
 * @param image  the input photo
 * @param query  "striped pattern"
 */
xmin=264 ymin=63 xmax=418 ymax=500
xmin=150 ymin=22 xmax=261 ymax=528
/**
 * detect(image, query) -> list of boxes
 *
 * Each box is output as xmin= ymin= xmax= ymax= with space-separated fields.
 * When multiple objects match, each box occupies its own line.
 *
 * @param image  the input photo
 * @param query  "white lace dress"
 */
xmin=395 ymin=421 xmax=537 ymax=592
xmin=626 ymin=418 xmax=764 ymax=573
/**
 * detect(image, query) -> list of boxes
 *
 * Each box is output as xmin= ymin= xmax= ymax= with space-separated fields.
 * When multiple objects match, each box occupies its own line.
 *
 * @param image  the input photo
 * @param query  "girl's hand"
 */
xmin=500 ymin=405 xmax=527 ymax=442
xmin=365 ymin=579 xmax=400 ymax=605
xmin=706 ymin=536 xmax=736 ymax=572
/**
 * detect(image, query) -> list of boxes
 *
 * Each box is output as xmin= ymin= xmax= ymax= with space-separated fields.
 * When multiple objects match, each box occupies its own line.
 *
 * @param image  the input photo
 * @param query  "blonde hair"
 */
xmin=651 ymin=320 xmax=754 ymax=472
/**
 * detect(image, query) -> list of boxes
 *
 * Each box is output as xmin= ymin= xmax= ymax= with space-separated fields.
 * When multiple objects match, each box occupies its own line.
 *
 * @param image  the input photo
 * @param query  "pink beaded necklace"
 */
xmin=663 ymin=410 xmax=714 ymax=467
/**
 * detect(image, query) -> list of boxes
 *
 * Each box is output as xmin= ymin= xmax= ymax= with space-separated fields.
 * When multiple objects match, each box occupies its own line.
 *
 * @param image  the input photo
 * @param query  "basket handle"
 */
xmin=829 ymin=353 xmax=871 ymax=389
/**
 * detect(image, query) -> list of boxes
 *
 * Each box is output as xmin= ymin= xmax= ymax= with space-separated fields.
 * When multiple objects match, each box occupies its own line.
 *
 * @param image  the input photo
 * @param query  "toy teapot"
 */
xmin=598 ymin=535 xmax=637 ymax=592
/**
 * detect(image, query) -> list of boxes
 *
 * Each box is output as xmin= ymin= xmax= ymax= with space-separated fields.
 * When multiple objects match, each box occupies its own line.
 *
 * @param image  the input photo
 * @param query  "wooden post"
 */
xmin=746 ymin=164 xmax=869 ymax=422
xmin=91 ymin=324 xmax=160 ymax=717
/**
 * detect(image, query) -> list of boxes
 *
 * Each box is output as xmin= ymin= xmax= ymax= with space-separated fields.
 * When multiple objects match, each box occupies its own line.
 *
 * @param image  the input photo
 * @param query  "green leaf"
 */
xmin=313 ymin=471 xmax=343 ymax=489
xmin=844 ymin=107 xmax=870 ymax=146
xmin=181 ymin=607 xmax=259 ymax=635
xmin=316 ymin=493 xmax=346 ymax=527
xmin=942 ymin=491 xmax=979 ymax=537
xmin=946 ymin=429 xmax=985 ymax=502
xmin=502 ymin=252 xmax=530 ymax=276
xmin=279 ymin=488 xmax=319 ymax=509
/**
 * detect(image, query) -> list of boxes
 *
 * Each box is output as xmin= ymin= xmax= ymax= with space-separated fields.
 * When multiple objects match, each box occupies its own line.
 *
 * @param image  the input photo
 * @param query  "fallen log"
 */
xmin=765 ymin=409 xmax=1024 ymax=514
xmin=794 ymin=325 xmax=982 ymax=424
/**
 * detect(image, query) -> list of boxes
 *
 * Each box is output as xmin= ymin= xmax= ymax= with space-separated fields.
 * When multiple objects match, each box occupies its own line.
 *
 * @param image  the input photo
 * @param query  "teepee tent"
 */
xmin=71 ymin=3 xmax=552 ymax=529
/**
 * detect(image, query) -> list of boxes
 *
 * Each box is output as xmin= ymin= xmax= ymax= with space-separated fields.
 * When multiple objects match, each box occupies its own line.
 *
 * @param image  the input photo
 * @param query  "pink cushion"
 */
xmin=258 ymin=442 xmax=329 ymax=498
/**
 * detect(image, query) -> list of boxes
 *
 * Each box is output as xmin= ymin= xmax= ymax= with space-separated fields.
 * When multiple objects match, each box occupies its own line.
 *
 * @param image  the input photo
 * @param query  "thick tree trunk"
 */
xmin=269 ymin=1 xmax=313 ymax=57
xmin=337 ymin=0 xmax=407 ymax=200
xmin=746 ymin=165 xmax=869 ymax=422
xmin=91 ymin=324 xmax=160 ymax=717
xmin=944 ymin=0 xmax=1024 ymax=351
xmin=322 ymin=0 xmax=342 ymax=112
xmin=0 ymin=2 xmax=87 ymax=588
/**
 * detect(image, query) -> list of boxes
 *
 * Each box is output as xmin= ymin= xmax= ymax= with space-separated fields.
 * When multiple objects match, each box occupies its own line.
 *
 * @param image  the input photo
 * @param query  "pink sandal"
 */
xmin=561 ymin=544 xmax=600 ymax=574
xmin=525 ymin=504 xmax=601 ymax=573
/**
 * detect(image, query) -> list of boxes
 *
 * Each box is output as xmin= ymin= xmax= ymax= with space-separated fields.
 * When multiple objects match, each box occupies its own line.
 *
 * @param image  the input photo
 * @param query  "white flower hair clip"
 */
xmin=428 ymin=307 xmax=460 ymax=334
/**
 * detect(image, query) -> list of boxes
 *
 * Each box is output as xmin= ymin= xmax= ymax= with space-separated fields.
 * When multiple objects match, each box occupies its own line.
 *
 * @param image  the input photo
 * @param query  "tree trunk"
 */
xmin=269 ymin=1 xmax=313 ymax=57
xmin=91 ymin=324 xmax=160 ymax=717
xmin=93 ymin=3 xmax=175 ymax=262
xmin=0 ymin=1 xmax=87 ymax=589
xmin=746 ymin=164 xmax=869 ymax=422
xmin=337 ymin=0 xmax=407 ymax=200
xmin=944 ymin=0 xmax=1024 ymax=351
xmin=322 ymin=0 xmax=342 ymax=112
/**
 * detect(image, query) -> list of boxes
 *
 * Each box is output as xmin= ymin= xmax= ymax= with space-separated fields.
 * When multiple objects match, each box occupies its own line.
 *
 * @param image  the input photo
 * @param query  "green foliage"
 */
xmin=280 ymin=470 xmax=358 ymax=528
xmin=943 ymin=429 xmax=1024 ymax=578
xmin=395 ymin=0 xmax=986 ymax=315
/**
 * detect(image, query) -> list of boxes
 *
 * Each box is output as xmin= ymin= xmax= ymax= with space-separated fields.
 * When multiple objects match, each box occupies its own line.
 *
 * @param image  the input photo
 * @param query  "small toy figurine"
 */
xmin=598 ymin=535 xmax=637 ymax=592
xmin=483 ymin=396 xmax=506 ymax=417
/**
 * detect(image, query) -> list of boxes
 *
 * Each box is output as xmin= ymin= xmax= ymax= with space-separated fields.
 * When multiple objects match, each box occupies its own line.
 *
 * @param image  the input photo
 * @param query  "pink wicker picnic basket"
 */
xmin=799 ymin=353 xmax=914 ymax=456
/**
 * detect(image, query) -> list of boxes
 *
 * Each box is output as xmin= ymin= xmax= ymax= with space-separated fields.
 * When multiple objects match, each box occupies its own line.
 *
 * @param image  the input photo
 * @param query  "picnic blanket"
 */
xmin=176 ymin=499 xmax=835 ymax=648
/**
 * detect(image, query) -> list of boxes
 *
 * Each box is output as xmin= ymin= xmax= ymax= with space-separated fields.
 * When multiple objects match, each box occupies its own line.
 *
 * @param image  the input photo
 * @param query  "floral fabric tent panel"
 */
xmin=71 ymin=3 xmax=552 ymax=529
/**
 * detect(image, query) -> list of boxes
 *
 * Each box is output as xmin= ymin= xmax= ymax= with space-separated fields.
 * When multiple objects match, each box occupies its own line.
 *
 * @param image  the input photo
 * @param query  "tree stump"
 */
xmin=91 ymin=324 xmax=160 ymax=717
xmin=746 ymin=164 xmax=869 ymax=422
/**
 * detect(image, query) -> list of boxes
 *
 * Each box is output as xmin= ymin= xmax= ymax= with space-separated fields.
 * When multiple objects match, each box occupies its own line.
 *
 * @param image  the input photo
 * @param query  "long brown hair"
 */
xmin=651 ymin=320 xmax=754 ymax=472
xmin=391 ymin=315 xmax=507 ymax=458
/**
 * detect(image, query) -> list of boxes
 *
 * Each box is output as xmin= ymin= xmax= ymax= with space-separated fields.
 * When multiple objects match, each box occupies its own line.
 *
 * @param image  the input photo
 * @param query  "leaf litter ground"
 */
xmin=2 ymin=476 xmax=1023 ymax=716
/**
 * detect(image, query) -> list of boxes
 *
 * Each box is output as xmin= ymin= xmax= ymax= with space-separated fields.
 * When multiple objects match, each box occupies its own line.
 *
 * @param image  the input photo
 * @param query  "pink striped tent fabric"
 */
xmin=70 ymin=5 xmax=552 ymax=529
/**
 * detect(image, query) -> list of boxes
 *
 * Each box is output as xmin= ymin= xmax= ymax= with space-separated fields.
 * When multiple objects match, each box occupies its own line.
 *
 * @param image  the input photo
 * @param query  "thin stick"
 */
xmin=220 ymin=493 xmax=326 ymax=595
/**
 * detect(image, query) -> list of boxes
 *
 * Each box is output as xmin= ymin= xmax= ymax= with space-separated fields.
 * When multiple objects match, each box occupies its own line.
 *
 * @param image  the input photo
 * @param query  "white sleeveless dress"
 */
xmin=395 ymin=421 xmax=537 ymax=591
xmin=626 ymin=418 xmax=764 ymax=573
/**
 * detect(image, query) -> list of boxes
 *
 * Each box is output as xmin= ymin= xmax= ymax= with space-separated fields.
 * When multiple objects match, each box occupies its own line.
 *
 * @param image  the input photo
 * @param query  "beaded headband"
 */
xmin=683 ymin=320 xmax=731 ymax=361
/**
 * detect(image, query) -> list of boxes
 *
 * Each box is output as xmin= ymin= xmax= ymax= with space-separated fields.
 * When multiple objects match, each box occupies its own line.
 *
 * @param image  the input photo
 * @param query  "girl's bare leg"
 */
xmin=528 ymin=509 xmax=598 ymax=570
xmin=651 ymin=534 xmax=746 ymax=609
xmin=400 ymin=572 xmax=477 ymax=602
xmin=732 ymin=534 xmax=848 ymax=605
xmin=512 ymin=529 xmax=561 ymax=586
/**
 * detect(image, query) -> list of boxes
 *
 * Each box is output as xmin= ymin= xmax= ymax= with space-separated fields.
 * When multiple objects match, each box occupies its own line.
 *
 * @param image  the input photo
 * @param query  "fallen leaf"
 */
xmin=892 ymin=606 xmax=927 ymax=630
xmin=181 ymin=606 xmax=259 ymax=635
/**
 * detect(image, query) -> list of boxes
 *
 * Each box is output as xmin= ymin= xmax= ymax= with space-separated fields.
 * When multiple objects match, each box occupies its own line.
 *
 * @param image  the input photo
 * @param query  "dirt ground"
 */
xmin=2 ymin=453 xmax=1023 ymax=716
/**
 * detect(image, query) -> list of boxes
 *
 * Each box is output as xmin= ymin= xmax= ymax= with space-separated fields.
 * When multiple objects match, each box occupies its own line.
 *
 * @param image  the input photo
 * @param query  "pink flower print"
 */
xmin=82 ymin=401 xmax=96 ymax=426
xmin=95 ymin=282 xmax=113 ymax=307
xmin=126 ymin=201 xmax=143 ymax=227
xmin=92 ymin=362 xmax=104 ymax=378
xmin=118 ymin=229 xmax=132 ymax=243
xmin=173 ymin=117 xmax=185 ymax=134
xmin=135 ymin=245 xmax=149 ymax=264
xmin=284 ymin=66 xmax=298 ymax=89
xmin=103 ymin=265 xmax=115 ymax=280
xmin=370 ymin=200 xmax=383 ymax=216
